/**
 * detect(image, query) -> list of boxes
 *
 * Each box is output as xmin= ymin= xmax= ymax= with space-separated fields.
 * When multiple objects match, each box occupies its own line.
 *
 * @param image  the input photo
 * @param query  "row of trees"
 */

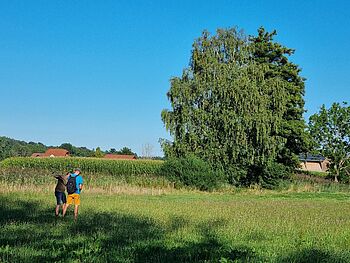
xmin=161 ymin=26 xmax=349 ymax=185
xmin=0 ymin=137 xmax=47 ymax=161
xmin=94 ymin=146 xmax=137 ymax=158
xmin=0 ymin=138 xmax=138 ymax=160
xmin=60 ymin=143 xmax=137 ymax=158
xmin=59 ymin=143 xmax=95 ymax=157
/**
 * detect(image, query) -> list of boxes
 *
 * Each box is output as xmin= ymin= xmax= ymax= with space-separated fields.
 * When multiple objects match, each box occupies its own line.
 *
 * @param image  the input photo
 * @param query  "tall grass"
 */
xmin=0 ymin=166 xmax=175 ymax=195
xmin=1 ymin=191 xmax=350 ymax=262
xmin=0 ymin=157 xmax=170 ymax=194
xmin=0 ymin=157 xmax=163 ymax=175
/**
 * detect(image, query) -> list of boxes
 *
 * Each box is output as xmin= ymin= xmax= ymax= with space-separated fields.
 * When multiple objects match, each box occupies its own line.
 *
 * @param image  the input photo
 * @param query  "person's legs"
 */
xmin=55 ymin=205 xmax=60 ymax=216
xmin=61 ymin=193 xmax=67 ymax=215
xmin=60 ymin=203 xmax=65 ymax=214
xmin=63 ymin=194 xmax=72 ymax=217
xmin=63 ymin=194 xmax=80 ymax=219
xmin=73 ymin=194 xmax=80 ymax=220
xmin=55 ymin=191 xmax=62 ymax=216
xmin=74 ymin=205 xmax=79 ymax=220
xmin=62 ymin=203 xmax=69 ymax=217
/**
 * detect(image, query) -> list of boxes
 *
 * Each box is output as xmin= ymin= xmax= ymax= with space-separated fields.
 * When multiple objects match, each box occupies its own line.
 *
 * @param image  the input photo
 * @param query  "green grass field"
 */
xmin=1 ymin=189 xmax=350 ymax=262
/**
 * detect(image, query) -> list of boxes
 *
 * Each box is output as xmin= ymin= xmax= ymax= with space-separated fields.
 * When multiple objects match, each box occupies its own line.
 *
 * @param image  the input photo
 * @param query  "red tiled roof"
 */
xmin=43 ymin=148 xmax=69 ymax=157
xmin=104 ymin=154 xmax=136 ymax=160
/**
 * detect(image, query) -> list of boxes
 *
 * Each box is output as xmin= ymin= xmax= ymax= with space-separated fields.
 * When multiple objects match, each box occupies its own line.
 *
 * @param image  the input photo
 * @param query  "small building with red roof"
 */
xmin=42 ymin=148 xmax=70 ymax=157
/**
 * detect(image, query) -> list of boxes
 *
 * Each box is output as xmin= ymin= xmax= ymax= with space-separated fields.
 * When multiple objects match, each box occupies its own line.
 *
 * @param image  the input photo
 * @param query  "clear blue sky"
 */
xmin=0 ymin=0 xmax=349 ymax=156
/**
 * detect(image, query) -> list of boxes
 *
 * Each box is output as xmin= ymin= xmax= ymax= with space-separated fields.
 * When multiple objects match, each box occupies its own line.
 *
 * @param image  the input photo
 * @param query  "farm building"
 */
xmin=299 ymin=154 xmax=329 ymax=172
xmin=104 ymin=154 xmax=137 ymax=160
xmin=32 ymin=148 xmax=70 ymax=158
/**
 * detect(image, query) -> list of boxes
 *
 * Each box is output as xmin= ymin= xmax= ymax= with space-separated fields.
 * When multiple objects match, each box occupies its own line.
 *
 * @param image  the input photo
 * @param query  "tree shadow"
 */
xmin=133 ymin=218 xmax=258 ymax=263
xmin=2 ymin=196 xmax=350 ymax=263
xmin=0 ymin=196 xmax=54 ymax=224
xmin=277 ymin=248 xmax=348 ymax=263
xmin=2 ymin=196 xmax=348 ymax=262
xmin=0 ymin=196 xmax=263 ymax=262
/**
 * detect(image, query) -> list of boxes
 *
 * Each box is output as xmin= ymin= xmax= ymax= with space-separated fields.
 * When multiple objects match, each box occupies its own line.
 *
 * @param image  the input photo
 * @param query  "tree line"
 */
xmin=0 ymin=137 xmax=137 ymax=161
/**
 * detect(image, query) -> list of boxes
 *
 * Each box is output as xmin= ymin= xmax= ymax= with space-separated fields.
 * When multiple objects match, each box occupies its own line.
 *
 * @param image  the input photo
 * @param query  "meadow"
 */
xmin=1 ymin=160 xmax=350 ymax=262
xmin=1 ymin=190 xmax=350 ymax=262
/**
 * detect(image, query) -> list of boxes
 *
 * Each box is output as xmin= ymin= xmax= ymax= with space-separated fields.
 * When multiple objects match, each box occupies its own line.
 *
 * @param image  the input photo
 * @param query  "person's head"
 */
xmin=73 ymin=168 xmax=81 ymax=175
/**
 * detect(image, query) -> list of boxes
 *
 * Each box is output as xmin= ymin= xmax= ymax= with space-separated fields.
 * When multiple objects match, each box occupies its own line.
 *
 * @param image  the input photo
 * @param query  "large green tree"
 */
xmin=309 ymin=102 xmax=350 ymax=182
xmin=161 ymin=27 xmax=303 ymax=178
xmin=250 ymin=28 xmax=309 ymax=167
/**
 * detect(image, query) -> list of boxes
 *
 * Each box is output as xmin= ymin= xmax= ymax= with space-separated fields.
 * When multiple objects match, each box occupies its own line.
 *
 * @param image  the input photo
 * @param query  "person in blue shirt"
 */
xmin=62 ymin=168 xmax=83 ymax=220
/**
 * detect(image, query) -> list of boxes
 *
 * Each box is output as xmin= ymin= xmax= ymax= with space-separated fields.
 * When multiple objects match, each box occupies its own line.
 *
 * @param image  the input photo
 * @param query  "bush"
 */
xmin=337 ymin=169 xmax=350 ymax=184
xmin=240 ymin=162 xmax=290 ymax=189
xmin=160 ymin=156 xmax=224 ymax=191
xmin=225 ymin=165 xmax=248 ymax=186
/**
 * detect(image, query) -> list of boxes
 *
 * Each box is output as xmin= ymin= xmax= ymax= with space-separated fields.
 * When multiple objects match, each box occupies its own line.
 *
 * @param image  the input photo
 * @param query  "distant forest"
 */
xmin=0 ymin=136 xmax=95 ymax=160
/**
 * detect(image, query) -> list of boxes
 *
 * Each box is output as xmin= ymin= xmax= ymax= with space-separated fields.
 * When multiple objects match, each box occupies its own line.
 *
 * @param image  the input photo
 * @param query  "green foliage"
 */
xmin=0 ymin=157 xmax=163 ymax=176
xmin=160 ymin=156 xmax=224 ymax=191
xmin=60 ymin=143 xmax=95 ymax=157
xmin=225 ymin=162 xmax=290 ymax=188
xmin=59 ymin=143 xmax=74 ymax=153
xmin=161 ymin=27 xmax=307 ymax=185
xmin=94 ymin=147 xmax=105 ymax=158
xmin=228 ymin=162 xmax=290 ymax=188
xmin=309 ymin=102 xmax=350 ymax=182
xmin=0 ymin=136 xmax=96 ymax=160
xmin=107 ymin=147 xmax=137 ymax=156
xmin=109 ymin=148 xmax=117 ymax=153
xmin=118 ymin=147 xmax=136 ymax=156
xmin=250 ymin=28 xmax=310 ymax=167
xmin=0 ymin=136 xmax=47 ymax=160
xmin=246 ymin=162 xmax=290 ymax=189
xmin=225 ymin=165 xmax=248 ymax=186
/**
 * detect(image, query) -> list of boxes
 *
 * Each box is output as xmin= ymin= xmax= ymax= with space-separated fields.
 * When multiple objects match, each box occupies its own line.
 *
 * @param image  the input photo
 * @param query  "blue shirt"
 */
xmin=69 ymin=173 xmax=83 ymax=194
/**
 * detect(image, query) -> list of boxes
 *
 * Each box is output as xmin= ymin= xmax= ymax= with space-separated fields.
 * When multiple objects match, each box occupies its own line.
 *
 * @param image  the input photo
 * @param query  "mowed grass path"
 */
xmin=1 ymin=191 xmax=350 ymax=262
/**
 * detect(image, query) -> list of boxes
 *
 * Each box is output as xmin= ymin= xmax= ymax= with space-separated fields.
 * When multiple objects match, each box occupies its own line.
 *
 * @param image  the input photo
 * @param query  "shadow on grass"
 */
xmin=0 ymin=196 xmax=347 ymax=263
xmin=0 ymin=196 xmax=54 ymax=224
xmin=277 ymin=248 xmax=348 ymax=263
xmin=0 ymin=196 xmax=260 ymax=262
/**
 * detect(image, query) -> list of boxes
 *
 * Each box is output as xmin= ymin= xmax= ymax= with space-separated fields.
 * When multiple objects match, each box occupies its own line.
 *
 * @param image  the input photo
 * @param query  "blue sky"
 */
xmin=0 ymin=0 xmax=349 ymax=156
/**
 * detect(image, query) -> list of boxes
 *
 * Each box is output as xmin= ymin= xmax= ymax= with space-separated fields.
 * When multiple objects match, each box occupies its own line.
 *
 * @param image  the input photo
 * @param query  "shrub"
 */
xmin=240 ymin=162 xmax=290 ymax=189
xmin=160 ymin=156 xmax=224 ymax=191
xmin=225 ymin=165 xmax=248 ymax=186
